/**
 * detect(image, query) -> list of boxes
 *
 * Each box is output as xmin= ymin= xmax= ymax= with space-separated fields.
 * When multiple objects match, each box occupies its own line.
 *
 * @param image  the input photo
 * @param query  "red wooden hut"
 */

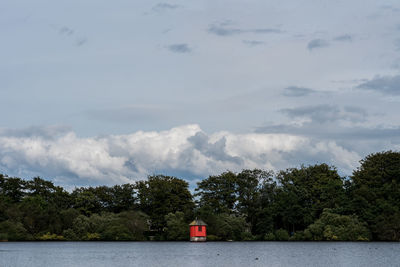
xmin=189 ymin=219 xmax=207 ymax=242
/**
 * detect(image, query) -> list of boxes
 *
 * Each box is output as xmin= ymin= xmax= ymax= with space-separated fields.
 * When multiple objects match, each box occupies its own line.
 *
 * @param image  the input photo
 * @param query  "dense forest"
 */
xmin=1 ymin=151 xmax=399 ymax=241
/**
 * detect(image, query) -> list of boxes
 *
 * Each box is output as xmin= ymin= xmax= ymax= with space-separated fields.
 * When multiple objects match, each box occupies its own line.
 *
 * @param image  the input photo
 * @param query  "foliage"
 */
xmin=195 ymin=171 xmax=237 ymax=214
xmin=136 ymin=175 xmax=194 ymax=231
xmin=347 ymin=151 xmax=400 ymax=240
xmin=165 ymin=212 xmax=189 ymax=241
xmin=274 ymin=229 xmax=290 ymax=241
xmin=274 ymin=164 xmax=345 ymax=233
xmin=206 ymin=234 xmax=221 ymax=241
xmin=205 ymin=213 xmax=248 ymax=241
xmin=0 ymin=151 xmax=399 ymax=241
xmin=0 ymin=220 xmax=31 ymax=241
xmin=303 ymin=209 xmax=370 ymax=241
xmin=264 ymin=232 xmax=275 ymax=241
xmin=39 ymin=232 xmax=65 ymax=241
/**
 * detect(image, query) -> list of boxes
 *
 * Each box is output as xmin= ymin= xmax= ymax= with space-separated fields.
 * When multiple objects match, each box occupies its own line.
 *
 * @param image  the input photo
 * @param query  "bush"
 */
xmin=207 ymin=234 xmax=221 ymax=241
xmin=62 ymin=229 xmax=78 ymax=241
xmin=165 ymin=212 xmax=188 ymax=241
xmin=39 ymin=232 xmax=65 ymax=241
xmin=290 ymin=231 xmax=305 ymax=241
xmin=304 ymin=209 xmax=370 ymax=241
xmin=102 ymin=225 xmax=132 ymax=241
xmin=86 ymin=232 xmax=101 ymax=240
xmin=0 ymin=220 xmax=31 ymax=241
xmin=264 ymin=232 xmax=275 ymax=241
xmin=275 ymin=229 xmax=289 ymax=241
xmin=207 ymin=214 xmax=248 ymax=241
xmin=241 ymin=231 xmax=255 ymax=241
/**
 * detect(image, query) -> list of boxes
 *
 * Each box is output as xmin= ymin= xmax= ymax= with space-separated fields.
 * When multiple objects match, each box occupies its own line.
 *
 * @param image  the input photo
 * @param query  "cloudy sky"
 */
xmin=1 ymin=0 xmax=400 ymax=187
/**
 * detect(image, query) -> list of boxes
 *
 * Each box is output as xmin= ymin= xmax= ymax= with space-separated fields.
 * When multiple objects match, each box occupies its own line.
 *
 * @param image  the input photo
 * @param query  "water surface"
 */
xmin=0 ymin=241 xmax=399 ymax=267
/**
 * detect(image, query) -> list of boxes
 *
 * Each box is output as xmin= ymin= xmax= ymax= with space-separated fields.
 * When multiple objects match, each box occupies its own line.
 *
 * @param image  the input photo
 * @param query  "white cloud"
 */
xmin=0 ymin=124 xmax=362 ymax=186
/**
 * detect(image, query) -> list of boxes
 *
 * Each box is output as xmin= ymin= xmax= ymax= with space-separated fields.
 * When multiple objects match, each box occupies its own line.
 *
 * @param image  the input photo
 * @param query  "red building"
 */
xmin=189 ymin=219 xmax=207 ymax=242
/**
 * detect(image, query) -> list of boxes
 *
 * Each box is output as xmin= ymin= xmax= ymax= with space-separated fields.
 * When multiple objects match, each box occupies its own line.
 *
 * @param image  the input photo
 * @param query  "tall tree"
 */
xmin=349 ymin=151 xmax=400 ymax=240
xmin=0 ymin=174 xmax=26 ymax=203
xmin=135 ymin=175 xmax=194 ymax=231
xmin=236 ymin=169 xmax=273 ymax=234
xmin=195 ymin=171 xmax=237 ymax=214
xmin=275 ymin=164 xmax=345 ymax=232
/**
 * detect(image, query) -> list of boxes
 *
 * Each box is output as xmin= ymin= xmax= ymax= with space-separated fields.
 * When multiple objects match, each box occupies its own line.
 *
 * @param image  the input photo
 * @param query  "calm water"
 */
xmin=0 ymin=241 xmax=399 ymax=267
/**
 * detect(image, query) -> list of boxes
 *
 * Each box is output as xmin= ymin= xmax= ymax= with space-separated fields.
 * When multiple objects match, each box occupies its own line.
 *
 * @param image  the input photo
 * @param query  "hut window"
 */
xmin=198 ymin=226 xmax=203 ymax=232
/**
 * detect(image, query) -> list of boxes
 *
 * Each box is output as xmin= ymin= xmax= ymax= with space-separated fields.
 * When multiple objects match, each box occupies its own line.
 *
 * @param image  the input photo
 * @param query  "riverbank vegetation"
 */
xmin=0 ymin=151 xmax=399 ymax=241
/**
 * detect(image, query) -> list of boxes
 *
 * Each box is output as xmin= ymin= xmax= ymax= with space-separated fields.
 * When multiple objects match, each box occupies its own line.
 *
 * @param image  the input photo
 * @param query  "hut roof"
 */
xmin=189 ymin=219 xmax=207 ymax=226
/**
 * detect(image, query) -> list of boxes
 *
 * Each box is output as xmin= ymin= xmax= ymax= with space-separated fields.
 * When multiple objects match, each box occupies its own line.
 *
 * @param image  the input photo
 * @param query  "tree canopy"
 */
xmin=0 ymin=151 xmax=399 ymax=241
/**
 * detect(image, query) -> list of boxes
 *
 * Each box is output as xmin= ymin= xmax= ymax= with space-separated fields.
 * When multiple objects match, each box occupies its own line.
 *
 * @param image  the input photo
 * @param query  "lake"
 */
xmin=0 ymin=241 xmax=399 ymax=267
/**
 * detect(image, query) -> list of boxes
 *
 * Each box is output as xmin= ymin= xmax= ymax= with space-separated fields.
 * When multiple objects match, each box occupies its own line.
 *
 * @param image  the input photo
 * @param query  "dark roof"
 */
xmin=189 ymin=219 xmax=207 ymax=226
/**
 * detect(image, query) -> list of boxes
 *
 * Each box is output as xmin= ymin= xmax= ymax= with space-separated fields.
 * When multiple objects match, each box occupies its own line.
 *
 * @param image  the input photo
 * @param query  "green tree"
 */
xmin=18 ymin=195 xmax=52 ymax=235
xmin=136 ymin=175 xmax=194 ymax=231
xmin=254 ymin=175 xmax=278 ymax=236
xmin=71 ymin=188 xmax=102 ymax=215
xmin=304 ymin=209 xmax=370 ymax=241
xmin=0 ymin=220 xmax=31 ymax=241
xmin=211 ymin=214 xmax=248 ymax=241
xmin=195 ymin=171 xmax=237 ymax=214
xmin=110 ymin=184 xmax=137 ymax=213
xmin=0 ymin=175 xmax=26 ymax=203
xmin=165 ymin=211 xmax=188 ymax=241
xmin=275 ymin=164 xmax=345 ymax=233
xmin=236 ymin=169 xmax=273 ymax=234
xmin=348 ymin=151 xmax=400 ymax=240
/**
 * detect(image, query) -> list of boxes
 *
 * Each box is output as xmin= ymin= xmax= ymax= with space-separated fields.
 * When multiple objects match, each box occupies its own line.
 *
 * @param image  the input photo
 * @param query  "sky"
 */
xmin=1 ymin=0 xmax=400 ymax=188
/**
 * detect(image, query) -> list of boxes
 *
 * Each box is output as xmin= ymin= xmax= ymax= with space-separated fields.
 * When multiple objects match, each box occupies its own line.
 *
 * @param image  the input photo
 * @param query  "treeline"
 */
xmin=0 ymin=151 xmax=399 ymax=241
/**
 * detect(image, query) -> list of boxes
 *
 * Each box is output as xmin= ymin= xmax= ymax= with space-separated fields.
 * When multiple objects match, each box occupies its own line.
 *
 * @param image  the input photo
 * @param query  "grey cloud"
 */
xmin=123 ymin=160 xmax=138 ymax=173
xmin=282 ymin=86 xmax=316 ymax=97
xmin=0 ymin=125 xmax=71 ymax=139
xmin=242 ymin=40 xmax=265 ymax=46
xmin=256 ymin=123 xmax=400 ymax=142
xmin=188 ymin=132 xmax=243 ymax=165
xmin=281 ymin=105 xmax=339 ymax=123
xmin=59 ymin=27 xmax=74 ymax=36
xmin=252 ymin=29 xmax=281 ymax=34
xmin=166 ymin=43 xmax=191 ymax=53
xmin=0 ymin=124 xmax=390 ymax=185
xmin=208 ymin=24 xmax=281 ymax=37
xmin=75 ymin=38 xmax=87 ymax=47
xmin=0 ymin=124 xmax=322 ymax=186
xmin=152 ymin=3 xmax=181 ymax=12
xmin=208 ymin=25 xmax=243 ymax=36
xmin=54 ymin=25 xmax=87 ymax=47
xmin=280 ymin=105 xmax=368 ymax=123
xmin=357 ymin=75 xmax=400 ymax=95
xmin=333 ymin=34 xmax=353 ymax=42
xmin=256 ymin=103 xmax=399 ymax=160
xmin=307 ymin=39 xmax=329 ymax=50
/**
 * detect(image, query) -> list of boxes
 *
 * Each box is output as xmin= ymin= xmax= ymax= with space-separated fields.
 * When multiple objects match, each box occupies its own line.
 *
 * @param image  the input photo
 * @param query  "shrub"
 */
xmin=241 ymin=231 xmax=255 ymax=241
xmin=62 ymin=229 xmax=78 ymax=241
xmin=207 ymin=235 xmax=221 ymax=241
xmin=86 ymin=232 xmax=101 ymax=240
xmin=0 ymin=220 xmax=31 ymax=241
xmin=39 ymin=232 xmax=65 ymax=241
xmin=264 ymin=232 xmax=275 ymax=241
xmin=275 ymin=229 xmax=290 ymax=241
xmin=304 ymin=209 xmax=370 ymax=241
xmin=290 ymin=231 xmax=305 ymax=241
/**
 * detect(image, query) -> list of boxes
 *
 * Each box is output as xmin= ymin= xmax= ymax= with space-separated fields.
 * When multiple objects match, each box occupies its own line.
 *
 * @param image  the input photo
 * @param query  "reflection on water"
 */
xmin=0 ymin=241 xmax=399 ymax=267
